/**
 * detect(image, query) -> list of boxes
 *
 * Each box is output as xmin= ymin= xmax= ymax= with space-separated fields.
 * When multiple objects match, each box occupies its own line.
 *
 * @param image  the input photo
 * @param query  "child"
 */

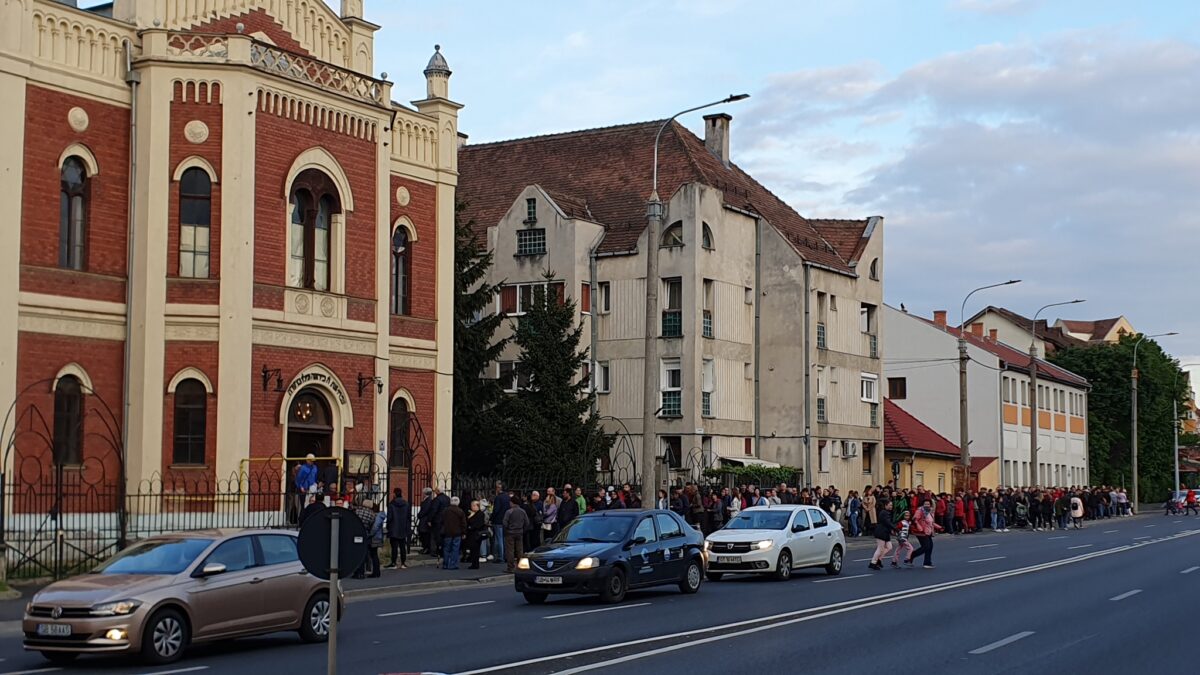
xmin=891 ymin=510 xmax=914 ymax=568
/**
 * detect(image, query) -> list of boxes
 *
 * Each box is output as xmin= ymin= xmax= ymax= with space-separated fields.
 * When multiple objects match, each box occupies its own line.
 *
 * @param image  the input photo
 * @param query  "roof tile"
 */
xmin=884 ymin=399 xmax=959 ymax=457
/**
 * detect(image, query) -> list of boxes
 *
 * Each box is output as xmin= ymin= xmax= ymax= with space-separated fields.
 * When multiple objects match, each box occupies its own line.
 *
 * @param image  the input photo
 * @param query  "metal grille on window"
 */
xmin=817 ymin=397 xmax=827 ymax=423
xmin=516 ymin=228 xmax=546 ymax=255
xmin=703 ymin=310 xmax=713 ymax=338
xmin=702 ymin=391 xmax=712 ymax=417
xmin=661 ymin=391 xmax=682 ymax=417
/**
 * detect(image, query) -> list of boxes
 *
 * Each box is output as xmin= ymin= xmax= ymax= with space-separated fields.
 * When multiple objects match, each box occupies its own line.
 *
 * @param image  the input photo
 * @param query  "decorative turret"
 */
xmin=424 ymin=44 xmax=451 ymax=99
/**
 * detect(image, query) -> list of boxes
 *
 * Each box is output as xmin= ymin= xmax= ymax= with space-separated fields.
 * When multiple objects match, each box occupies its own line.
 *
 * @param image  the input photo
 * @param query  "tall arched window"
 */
xmin=389 ymin=397 xmax=411 ymax=468
xmin=390 ymin=227 xmax=411 ymax=315
xmin=173 ymin=379 xmax=207 ymax=465
xmin=869 ymin=258 xmax=879 ymax=281
xmin=660 ymin=221 xmax=684 ymax=248
xmin=179 ymin=168 xmax=212 ymax=278
xmin=53 ymin=375 xmax=83 ymax=466
xmin=288 ymin=169 xmax=340 ymax=292
xmin=59 ymin=157 xmax=88 ymax=270
xmin=702 ymin=222 xmax=714 ymax=250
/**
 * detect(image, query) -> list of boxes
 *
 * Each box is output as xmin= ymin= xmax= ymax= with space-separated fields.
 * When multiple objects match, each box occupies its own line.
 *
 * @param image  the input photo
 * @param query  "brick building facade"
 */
xmin=0 ymin=0 xmax=458 ymax=501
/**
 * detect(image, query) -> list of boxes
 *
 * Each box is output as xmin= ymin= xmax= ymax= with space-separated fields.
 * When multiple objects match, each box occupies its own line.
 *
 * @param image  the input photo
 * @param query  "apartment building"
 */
xmin=459 ymin=115 xmax=884 ymax=488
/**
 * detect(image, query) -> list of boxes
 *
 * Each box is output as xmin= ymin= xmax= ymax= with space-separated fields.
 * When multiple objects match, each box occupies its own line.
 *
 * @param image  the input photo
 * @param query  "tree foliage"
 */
xmin=451 ymin=204 xmax=509 ymax=474
xmin=1049 ymin=335 xmax=1188 ymax=500
xmin=496 ymin=271 xmax=608 ymax=482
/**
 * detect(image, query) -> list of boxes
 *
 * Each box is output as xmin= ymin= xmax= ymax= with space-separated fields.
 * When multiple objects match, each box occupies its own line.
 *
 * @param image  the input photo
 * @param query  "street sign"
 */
xmin=298 ymin=508 xmax=368 ymax=580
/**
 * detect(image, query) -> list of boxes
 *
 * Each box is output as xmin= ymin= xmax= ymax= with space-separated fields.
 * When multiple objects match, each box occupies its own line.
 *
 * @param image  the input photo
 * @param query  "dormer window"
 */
xmin=660 ymin=221 xmax=684 ymax=248
xmin=524 ymin=198 xmax=537 ymax=225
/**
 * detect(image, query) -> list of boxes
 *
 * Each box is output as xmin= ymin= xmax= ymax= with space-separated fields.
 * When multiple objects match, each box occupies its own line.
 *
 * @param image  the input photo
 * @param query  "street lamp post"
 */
xmin=1028 ymin=299 xmax=1084 ymax=488
xmin=957 ymin=280 xmax=1020 ymax=488
xmin=1131 ymin=331 xmax=1178 ymax=512
xmin=640 ymin=94 xmax=748 ymax=509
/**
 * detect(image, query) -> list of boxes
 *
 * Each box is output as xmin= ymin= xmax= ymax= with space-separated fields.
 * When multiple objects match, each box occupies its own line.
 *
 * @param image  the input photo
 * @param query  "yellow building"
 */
xmin=883 ymin=399 xmax=960 ymax=494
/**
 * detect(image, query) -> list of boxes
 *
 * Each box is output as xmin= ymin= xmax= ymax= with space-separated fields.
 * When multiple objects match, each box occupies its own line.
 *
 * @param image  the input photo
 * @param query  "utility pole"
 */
xmin=639 ymin=95 xmax=747 ymax=509
xmin=957 ymin=280 xmax=1020 ymax=490
xmin=1029 ymin=299 xmax=1084 ymax=488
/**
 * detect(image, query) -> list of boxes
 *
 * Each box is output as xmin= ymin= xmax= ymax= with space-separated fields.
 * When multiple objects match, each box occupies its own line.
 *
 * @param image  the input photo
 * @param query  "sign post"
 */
xmin=327 ymin=513 xmax=339 ymax=675
xmin=298 ymin=507 xmax=367 ymax=675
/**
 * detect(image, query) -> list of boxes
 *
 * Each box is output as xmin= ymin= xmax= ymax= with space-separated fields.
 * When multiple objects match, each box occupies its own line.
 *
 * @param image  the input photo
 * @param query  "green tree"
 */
xmin=497 ymin=271 xmax=608 ymax=481
xmin=452 ymin=204 xmax=509 ymax=474
xmin=1050 ymin=335 xmax=1187 ymax=501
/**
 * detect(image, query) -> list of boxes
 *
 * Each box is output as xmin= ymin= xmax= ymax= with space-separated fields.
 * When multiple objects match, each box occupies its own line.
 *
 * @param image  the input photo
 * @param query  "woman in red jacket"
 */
xmin=954 ymin=495 xmax=966 ymax=535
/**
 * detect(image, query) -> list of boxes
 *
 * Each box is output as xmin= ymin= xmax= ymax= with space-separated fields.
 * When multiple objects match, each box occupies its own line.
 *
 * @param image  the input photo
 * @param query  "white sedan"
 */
xmin=704 ymin=505 xmax=845 ymax=581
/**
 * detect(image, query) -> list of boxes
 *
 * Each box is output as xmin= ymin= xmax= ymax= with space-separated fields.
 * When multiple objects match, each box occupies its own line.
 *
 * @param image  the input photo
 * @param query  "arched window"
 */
xmin=869 ymin=258 xmax=879 ymax=281
xmin=59 ymin=157 xmax=88 ymax=270
xmin=702 ymin=222 xmax=714 ymax=250
xmin=288 ymin=170 xmax=340 ymax=292
xmin=660 ymin=221 xmax=684 ymax=248
xmin=389 ymin=397 xmax=411 ymax=468
xmin=179 ymin=168 xmax=212 ymax=278
xmin=53 ymin=375 xmax=83 ymax=466
xmin=390 ymin=227 xmax=411 ymax=315
xmin=172 ymin=378 xmax=207 ymax=465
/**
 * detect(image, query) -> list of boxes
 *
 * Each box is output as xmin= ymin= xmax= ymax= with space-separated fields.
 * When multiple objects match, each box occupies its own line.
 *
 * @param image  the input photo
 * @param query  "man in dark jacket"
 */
xmin=441 ymin=497 xmax=468 ymax=570
xmin=503 ymin=497 xmax=530 ymax=573
xmin=490 ymin=482 xmax=511 ymax=564
xmin=298 ymin=492 xmax=326 ymax=529
xmin=386 ymin=488 xmax=412 ymax=569
xmin=868 ymin=500 xmax=895 ymax=570
xmin=417 ymin=487 xmax=434 ymax=554
xmin=557 ymin=486 xmax=579 ymax=529
xmin=428 ymin=487 xmax=450 ymax=559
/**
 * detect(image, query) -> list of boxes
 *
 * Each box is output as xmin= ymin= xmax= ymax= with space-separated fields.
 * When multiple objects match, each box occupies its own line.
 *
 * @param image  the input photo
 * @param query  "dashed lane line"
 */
xmin=543 ymin=602 xmax=651 ymax=619
xmin=1048 ymin=536 xmax=1067 ymax=540
xmin=1182 ymin=566 xmax=1199 ymax=574
xmin=970 ymin=544 xmax=999 ymax=549
xmin=377 ymin=600 xmax=495 ymax=617
xmin=969 ymin=631 xmax=1035 ymax=655
xmin=1103 ymin=530 xmax=1119 ymax=534
xmin=135 ymin=668 xmax=210 ymax=675
xmin=968 ymin=556 xmax=1006 ymax=563
xmin=812 ymin=574 xmax=871 ymax=583
xmin=1068 ymin=544 xmax=1094 ymax=550
xmin=1110 ymin=589 xmax=1142 ymax=602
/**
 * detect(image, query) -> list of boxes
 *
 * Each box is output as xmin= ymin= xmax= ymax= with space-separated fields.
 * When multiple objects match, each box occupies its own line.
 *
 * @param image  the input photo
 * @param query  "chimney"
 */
xmin=970 ymin=322 xmax=984 ymax=337
xmin=703 ymin=113 xmax=732 ymax=168
xmin=989 ymin=328 xmax=998 ymax=342
xmin=933 ymin=310 xmax=947 ymax=327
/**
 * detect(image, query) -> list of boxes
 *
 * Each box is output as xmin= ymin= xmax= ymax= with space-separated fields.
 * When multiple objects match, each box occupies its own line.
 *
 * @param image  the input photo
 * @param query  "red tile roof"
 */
xmin=969 ymin=306 xmax=1087 ymax=352
xmin=884 ymin=400 xmax=960 ymax=458
xmin=810 ymin=219 xmax=871 ymax=265
xmin=1059 ymin=317 xmax=1124 ymax=342
xmin=458 ymin=120 xmax=867 ymax=272
xmin=970 ymin=457 xmax=997 ymax=473
xmin=915 ymin=316 xmax=1089 ymax=387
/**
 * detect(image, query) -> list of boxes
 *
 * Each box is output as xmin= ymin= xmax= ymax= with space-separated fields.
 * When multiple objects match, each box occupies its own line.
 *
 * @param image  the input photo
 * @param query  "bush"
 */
xmin=703 ymin=465 xmax=803 ymax=487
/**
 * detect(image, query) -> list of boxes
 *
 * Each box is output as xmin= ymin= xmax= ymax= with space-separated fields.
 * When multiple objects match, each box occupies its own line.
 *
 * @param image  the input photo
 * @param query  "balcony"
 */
xmin=702 ymin=310 xmax=714 ymax=338
xmin=660 ymin=391 xmax=682 ymax=418
xmin=662 ymin=310 xmax=682 ymax=338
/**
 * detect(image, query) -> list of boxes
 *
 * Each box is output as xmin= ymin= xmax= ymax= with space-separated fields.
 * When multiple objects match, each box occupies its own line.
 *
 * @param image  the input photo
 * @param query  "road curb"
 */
xmin=345 ymin=574 xmax=510 ymax=601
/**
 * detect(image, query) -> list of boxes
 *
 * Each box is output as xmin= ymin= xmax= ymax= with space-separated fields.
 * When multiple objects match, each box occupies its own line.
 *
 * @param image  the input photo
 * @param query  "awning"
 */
xmin=719 ymin=457 xmax=782 ymax=468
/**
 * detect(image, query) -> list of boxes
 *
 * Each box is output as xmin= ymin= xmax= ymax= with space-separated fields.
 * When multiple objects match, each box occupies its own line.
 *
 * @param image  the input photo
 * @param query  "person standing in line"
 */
xmin=417 ymin=487 xmax=435 ymax=554
xmin=891 ymin=510 xmax=914 ymax=568
xmin=465 ymin=499 xmax=487 ymax=569
xmin=847 ymin=491 xmax=862 ymax=538
xmin=386 ymin=488 xmax=411 ymax=570
xmin=907 ymin=499 xmax=942 ymax=568
xmin=440 ymin=496 xmax=467 ymax=570
xmin=557 ymin=486 xmax=579 ymax=530
xmin=863 ymin=486 xmax=878 ymax=536
xmin=542 ymin=493 xmax=559 ymax=540
xmin=503 ymin=496 xmax=530 ymax=573
xmin=574 ymin=487 xmax=587 ymax=519
xmin=367 ymin=501 xmax=386 ymax=578
xmin=351 ymin=499 xmax=378 ymax=578
xmin=298 ymin=492 xmax=326 ymax=529
xmin=1069 ymin=492 xmax=1085 ymax=529
xmin=868 ymin=500 xmax=895 ymax=570
xmin=490 ymin=482 xmax=511 ymax=565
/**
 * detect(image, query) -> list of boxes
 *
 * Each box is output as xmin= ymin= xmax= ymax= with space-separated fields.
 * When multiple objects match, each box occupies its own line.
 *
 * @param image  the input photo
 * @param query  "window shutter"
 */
xmin=501 ymin=286 xmax=517 ymax=313
xmin=581 ymin=282 xmax=591 ymax=312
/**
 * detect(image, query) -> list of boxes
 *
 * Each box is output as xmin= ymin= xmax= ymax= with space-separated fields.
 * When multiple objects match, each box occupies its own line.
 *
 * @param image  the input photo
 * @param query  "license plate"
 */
xmin=717 ymin=555 xmax=742 ymax=564
xmin=37 ymin=623 xmax=71 ymax=637
xmin=534 ymin=575 xmax=563 ymax=585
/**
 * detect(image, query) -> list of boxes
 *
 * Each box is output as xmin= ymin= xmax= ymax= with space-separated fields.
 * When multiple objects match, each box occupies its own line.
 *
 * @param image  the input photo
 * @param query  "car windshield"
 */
xmin=555 ymin=516 xmax=632 ymax=543
xmin=95 ymin=538 xmax=214 ymax=575
xmin=723 ymin=510 xmax=791 ymax=530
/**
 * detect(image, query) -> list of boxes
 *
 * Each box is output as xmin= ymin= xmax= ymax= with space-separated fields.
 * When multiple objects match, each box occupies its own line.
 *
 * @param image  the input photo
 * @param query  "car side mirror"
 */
xmin=197 ymin=562 xmax=226 ymax=578
xmin=792 ymin=524 xmax=808 ymax=533
xmin=629 ymin=536 xmax=648 ymax=547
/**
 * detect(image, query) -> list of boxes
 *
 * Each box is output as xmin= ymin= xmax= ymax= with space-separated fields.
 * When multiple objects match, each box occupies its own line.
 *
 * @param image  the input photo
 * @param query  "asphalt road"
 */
xmin=0 ymin=513 xmax=1196 ymax=674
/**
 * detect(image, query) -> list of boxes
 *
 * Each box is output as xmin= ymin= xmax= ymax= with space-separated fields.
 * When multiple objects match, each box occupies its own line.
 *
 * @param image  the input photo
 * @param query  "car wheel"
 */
xmin=40 ymin=651 xmax=78 ymax=665
xmin=600 ymin=568 xmax=627 ymax=604
xmin=774 ymin=549 xmax=792 ymax=581
xmin=706 ymin=572 xmax=724 ymax=582
xmin=141 ymin=608 xmax=188 ymax=665
xmin=679 ymin=558 xmax=703 ymax=594
xmin=523 ymin=592 xmax=548 ymax=605
xmin=825 ymin=546 xmax=843 ymax=576
xmin=299 ymin=591 xmax=331 ymax=643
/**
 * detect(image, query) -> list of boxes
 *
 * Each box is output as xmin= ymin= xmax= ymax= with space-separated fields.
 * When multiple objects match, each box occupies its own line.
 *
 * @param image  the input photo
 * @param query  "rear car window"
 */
xmin=205 ymin=537 xmax=256 ymax=572
xmin=809 ymin=509 xmax=828 ymax=528
xmin=258 ymin=535 xmax=299 ymax=565
xmin=655 ymin=513 xmax=684 ymax=539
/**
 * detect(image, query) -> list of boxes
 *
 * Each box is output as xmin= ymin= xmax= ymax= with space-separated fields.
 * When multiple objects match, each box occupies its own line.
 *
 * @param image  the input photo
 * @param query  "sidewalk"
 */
xmin=341 ymin=554 xmax=511 ymax=598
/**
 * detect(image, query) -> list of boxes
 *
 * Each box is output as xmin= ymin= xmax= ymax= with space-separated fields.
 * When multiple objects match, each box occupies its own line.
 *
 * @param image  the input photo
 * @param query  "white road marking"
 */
xmin=813 ymin=574 xmax=871 ymax=583
xmin=853 ymin=557 xmax=872 ymax=562
xmin=1110 ymin=589 xmax=1142 ymax=602
xmin=1145 ymin=524 xmax=1157 ymax=528
xmin=1103 ymin=530 xmax=1119 ymax=534
xmin=453 ymin=529 xmax=1200 ymax=675
xmin=1133 ymin=536 xmax=1151 ymax=540
xmin=1175 ymin=520 xmax=1183 ymax=523
xmin=968 ymin=556 xmax=1006 ymax=563
xmin=543 ymin=602 xmax=651 ymax=619
xmin=968 ymin=631 xmax=1035 ymax=655
xmin=0 ymin=669 xmax=61 ymax=675
xmin=1068 ymin=544 xmax=1094 ymax=550
xmin=1047 ymin=536 xmax=1067 ymax=540
xmin=1182 ymin=566 xmax=1200 ymax=574
xmin=136 ymin=667 xmax=210 ymax=675
xmin=970 ymin=544 xmax=998 ymax=549
xmin=377 ymin=600 xmax=495 ymax=617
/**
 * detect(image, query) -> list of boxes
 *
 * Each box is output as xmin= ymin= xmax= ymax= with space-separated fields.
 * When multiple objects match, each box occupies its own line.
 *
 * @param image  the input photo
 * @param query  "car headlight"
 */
xmin=90 ymin=599 xmax=141 ymax=616
xmin=517 ymin=557 xmax=531 ymax=570
xmin=575 ymin=557 xmax=600 ymax=570
xmin=704 ymin=541 xmax=712 ymax=552
xmin=754 ymin=540 xmax=774 ymax=551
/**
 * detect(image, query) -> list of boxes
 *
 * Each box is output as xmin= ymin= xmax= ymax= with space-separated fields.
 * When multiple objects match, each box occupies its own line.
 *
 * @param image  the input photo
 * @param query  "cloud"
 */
xmin=950 ymin=0 xmax=1043 ymax=15
xmin=740 ymin=29 xmax=1200 ymax=355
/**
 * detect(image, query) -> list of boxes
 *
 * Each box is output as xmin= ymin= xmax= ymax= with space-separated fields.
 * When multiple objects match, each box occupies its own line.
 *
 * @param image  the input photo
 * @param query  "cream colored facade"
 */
xmin=0 ymin=0 xmax=458 ymax=488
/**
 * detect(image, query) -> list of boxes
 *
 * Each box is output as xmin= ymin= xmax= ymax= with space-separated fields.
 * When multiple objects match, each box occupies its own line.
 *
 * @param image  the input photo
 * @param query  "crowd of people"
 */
xmin=294 ymin=464 xmax=1150 ymax=578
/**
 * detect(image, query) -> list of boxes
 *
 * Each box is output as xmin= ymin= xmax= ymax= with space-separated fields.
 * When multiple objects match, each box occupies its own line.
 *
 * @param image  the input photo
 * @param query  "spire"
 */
xmin=424 ymin=44 xmax=451 ymax=99
xmin=424 ymin=44 xmax=451 ymax=77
